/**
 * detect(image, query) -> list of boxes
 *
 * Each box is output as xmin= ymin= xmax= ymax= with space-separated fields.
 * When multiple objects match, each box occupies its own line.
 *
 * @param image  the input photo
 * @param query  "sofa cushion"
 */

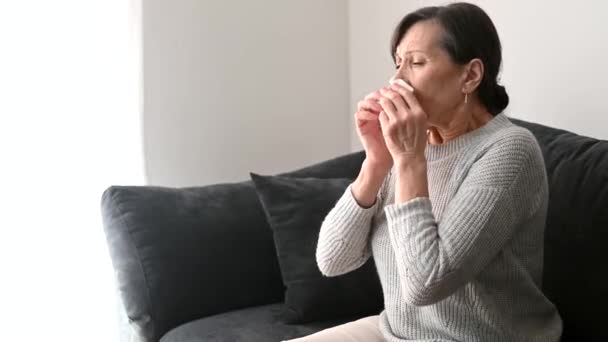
xmin=512 ymin=119 xmax=608 ymax=340
xmin=159 ymin=303 xmax=355 ymax=342
xmin=250 ymin=173 xmax=384 ymax=324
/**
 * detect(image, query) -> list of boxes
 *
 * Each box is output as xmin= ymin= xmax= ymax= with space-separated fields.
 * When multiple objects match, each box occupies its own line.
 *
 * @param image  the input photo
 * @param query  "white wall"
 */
xmin=143 ymin=0 xmax=350 ymax=186
xmin=143 ymin=1 xmax=608 ymax=186
xmin=348 ymin=0 xmax=608 ymax=151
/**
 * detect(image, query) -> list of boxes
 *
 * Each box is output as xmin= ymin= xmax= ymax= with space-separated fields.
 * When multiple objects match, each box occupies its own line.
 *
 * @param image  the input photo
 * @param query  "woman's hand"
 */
xmin=354 ymin=88 xmax=394 ymax=170
xmin=378 ymin=84 xmax=429 ymax=164
xmin=378 ymin=83 xmax=430 ymax=203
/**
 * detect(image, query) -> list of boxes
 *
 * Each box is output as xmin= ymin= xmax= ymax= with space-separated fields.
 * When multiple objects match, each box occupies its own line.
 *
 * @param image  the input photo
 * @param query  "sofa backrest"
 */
xmin=512 ymin=119 xmax=608 ymax=341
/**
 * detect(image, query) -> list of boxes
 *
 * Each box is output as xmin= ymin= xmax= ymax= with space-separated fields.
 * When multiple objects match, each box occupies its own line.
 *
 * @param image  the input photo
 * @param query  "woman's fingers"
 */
xmin=357 ymin=99 xmax=383 ymax=113
xmin=364 ymin=90 xmax=382 ymax=102
xmin=378 ymin=111 xmax=391 ymax=141
xmin=355 ymin=110 xmax=379 ymax=121
xmin=355 ymin=110 xmax=382 ymax=129
xmin=389 ymin=84 xmax=425 ymax=118
xmin=378 ymin=94 xmax=399 ymax=122
xmin=379 ymin=87 xmax=409 ymax=117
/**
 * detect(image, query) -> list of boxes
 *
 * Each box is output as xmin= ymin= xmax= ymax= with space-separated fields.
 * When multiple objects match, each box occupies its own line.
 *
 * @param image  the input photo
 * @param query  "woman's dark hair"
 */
xmin=391 ymin=2 xmax=509 ymax=115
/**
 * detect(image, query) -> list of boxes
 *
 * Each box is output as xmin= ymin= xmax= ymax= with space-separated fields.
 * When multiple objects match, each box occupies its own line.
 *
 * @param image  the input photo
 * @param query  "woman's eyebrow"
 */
xmin=395 ymin=50 xmax=428 ymax=62
xmin=403 ymin=50 xmax=427 ymax=56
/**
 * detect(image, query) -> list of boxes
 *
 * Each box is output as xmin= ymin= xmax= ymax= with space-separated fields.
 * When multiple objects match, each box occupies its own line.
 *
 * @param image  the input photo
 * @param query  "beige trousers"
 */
xmin=283 ymin=315 xmax=385 ymax=342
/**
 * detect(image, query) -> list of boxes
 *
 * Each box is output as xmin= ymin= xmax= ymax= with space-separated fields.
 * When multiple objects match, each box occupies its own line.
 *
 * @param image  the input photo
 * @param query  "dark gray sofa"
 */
xmin=101 ymin=118 xmax=608 ymax=342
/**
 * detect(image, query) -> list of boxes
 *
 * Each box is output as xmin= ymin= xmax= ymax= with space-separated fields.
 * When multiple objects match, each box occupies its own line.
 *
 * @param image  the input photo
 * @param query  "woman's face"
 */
xmin=392 ymin=20 xmax=466 ymax=127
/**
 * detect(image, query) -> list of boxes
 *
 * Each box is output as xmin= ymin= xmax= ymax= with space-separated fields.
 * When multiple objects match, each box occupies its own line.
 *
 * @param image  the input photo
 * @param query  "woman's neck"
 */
xmin=427 ymin=105 xmax=494 ymax=145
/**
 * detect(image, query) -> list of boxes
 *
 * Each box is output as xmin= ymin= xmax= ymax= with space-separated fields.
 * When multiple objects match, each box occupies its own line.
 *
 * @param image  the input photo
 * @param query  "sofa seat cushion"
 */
xmin=160 ymin=303 xmax=355 ymax=342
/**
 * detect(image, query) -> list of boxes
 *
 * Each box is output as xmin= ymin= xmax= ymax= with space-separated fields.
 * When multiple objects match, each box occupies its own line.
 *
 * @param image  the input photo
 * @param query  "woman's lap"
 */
xmin=282 ymin=315 xmax=384 ymax=342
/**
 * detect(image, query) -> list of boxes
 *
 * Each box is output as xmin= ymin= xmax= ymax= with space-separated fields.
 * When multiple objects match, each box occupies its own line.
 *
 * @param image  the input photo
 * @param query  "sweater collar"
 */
xmin=424 ymin=113 xmax=511 ymax=162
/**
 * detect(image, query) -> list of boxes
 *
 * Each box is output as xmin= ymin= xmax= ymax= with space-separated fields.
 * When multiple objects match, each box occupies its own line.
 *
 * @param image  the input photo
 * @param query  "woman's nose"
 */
xmin=389 ymin=73 xmax=410 ymax=86
xmin=390 ymin=67 xmax=410 ymax=85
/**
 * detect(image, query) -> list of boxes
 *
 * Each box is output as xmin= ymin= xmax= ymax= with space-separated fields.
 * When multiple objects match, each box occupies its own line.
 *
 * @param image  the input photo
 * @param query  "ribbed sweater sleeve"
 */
xmin=315 ymin=174 xmax=390 ymax=277
xmin=384 ymin=132 xmax=547 ymax=306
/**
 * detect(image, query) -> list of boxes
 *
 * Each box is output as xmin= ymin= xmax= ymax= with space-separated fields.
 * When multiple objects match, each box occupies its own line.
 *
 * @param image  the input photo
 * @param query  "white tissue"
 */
xmin=389 ymin=77 xmax=414 ymax=92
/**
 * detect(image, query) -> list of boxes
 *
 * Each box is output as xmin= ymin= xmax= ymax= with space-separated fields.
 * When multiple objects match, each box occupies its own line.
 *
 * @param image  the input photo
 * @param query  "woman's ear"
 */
xmin=461 ymin=58 xmax=484 ymax=93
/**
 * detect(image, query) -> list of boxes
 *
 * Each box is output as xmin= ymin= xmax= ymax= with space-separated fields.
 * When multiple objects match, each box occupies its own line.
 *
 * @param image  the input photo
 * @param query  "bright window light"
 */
xmin=0 ymin=1 xmax=144 ymax=341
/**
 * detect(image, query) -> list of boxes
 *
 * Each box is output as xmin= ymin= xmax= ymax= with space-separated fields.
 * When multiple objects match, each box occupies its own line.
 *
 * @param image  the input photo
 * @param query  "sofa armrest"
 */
xmin=101 ymin=182 xmax=284 ymax=342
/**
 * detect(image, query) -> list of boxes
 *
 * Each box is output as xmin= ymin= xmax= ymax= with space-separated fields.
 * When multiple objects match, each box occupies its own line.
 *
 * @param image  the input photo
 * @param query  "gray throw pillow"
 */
xmin=250 ymin=172 xmax=383 ymax=324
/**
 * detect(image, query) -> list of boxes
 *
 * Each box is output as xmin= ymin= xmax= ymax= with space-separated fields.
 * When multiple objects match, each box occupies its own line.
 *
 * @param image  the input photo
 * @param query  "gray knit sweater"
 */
xmin=316 ymin=114 xmax=563 ymax=341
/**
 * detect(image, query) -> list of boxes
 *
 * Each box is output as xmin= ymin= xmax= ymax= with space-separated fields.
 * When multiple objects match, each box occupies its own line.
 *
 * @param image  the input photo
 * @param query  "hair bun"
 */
xmin=492 ymin=84 xmax=509 ymax=114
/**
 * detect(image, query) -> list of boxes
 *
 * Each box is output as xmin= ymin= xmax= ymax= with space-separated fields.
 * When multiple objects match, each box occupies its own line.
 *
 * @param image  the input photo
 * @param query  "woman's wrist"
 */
xmin=363 ymin=157 xmax=393 ymax=174
xmin=352 ymin=159 xmax=392 ymax=208
xmin=394 ymin=155 xmax=429 ymax=203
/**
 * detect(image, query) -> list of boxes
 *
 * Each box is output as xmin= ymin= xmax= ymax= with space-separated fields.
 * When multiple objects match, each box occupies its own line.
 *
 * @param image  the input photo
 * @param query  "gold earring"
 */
xmin=464 ymin=93 xmax=468 ymax=104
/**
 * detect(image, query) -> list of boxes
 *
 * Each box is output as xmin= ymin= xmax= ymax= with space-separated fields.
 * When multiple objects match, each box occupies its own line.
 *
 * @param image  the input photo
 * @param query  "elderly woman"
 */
xmin=285 ymin=3 xmax=563 ymax=342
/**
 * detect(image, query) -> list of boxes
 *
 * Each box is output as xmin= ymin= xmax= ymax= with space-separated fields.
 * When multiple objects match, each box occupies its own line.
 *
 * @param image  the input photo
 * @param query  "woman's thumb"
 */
xmin=378 ymin=111 xmax=389 ymax=133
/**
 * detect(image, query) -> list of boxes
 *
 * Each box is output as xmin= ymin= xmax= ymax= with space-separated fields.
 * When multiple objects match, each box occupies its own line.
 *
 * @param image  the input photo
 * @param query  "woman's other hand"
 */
xmin=355 ymin=88 xmax=394 ymax=170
